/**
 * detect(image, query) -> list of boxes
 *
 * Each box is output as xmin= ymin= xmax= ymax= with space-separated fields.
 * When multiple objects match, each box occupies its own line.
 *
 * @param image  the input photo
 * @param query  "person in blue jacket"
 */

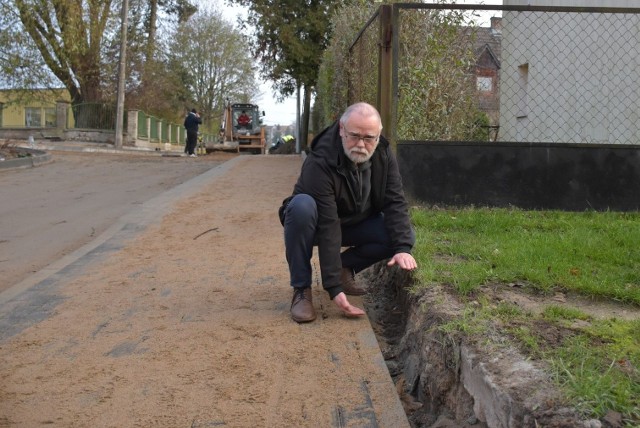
xmin=279 ymin=102 xmax=417 ymax=323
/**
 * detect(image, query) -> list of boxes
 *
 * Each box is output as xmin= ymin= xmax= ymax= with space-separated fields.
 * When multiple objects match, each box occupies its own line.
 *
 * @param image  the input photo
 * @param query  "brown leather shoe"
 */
xmin=291 ymin=287 xmax=316 ymax=323
xmin=340 ymin=267 xmax=367 ymax=296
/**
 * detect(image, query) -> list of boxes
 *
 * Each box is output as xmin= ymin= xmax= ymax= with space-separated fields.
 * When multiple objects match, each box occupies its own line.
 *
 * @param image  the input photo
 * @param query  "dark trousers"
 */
xmin=186 ymin=130 xmax=198 ymax=155
xmin=283 ymin=193 xmax=398 ymax=288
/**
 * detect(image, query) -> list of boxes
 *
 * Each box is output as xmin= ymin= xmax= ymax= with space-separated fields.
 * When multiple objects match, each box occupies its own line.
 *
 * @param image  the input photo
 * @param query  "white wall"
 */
xmin=500 ymin=1 xmax=640 ymax=143
xmin=505 ymin=0 xmax=638 ymax=7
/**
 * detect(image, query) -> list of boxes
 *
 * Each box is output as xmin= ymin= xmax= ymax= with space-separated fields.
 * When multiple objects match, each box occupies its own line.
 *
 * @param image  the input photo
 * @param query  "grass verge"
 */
xmin=411 ymin=207 xmax=640 ymax=425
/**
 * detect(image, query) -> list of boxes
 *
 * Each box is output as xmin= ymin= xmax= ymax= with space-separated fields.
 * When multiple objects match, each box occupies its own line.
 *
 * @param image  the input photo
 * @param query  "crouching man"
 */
xmin=278 ymin=102 xmax=417 ymax=323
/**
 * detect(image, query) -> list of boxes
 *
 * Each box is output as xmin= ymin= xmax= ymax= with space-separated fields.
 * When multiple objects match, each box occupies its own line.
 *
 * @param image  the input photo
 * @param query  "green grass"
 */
xmin=412 ymin=208 xmax=640 ymax=303
xmin=410 ymin=207 xmax=640 ymax=425
xmin=549 ymin=319 xmax=640 ymax=422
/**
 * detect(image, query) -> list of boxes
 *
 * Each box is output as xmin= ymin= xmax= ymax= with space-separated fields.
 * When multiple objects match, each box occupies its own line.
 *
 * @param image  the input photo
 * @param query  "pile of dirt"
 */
xmin=362 ymin=263 xmax=606 ymax=428
xmin=0 ymin=142 xmax=30 ymax=160
xmin=269 ymin=140 xmax=297 ymax=154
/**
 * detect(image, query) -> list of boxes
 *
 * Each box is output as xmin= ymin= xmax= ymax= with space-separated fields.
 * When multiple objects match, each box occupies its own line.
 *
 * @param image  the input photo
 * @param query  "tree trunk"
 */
xmin=147 ymin=0 xmax=158 ymax=63
xmin=139 ymin=0 xmax=158 ymax=100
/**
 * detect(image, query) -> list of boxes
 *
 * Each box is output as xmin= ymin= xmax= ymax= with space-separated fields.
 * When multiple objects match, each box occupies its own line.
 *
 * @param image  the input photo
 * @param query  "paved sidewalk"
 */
xmin=0 ymin=155 xmax=408 ymax=427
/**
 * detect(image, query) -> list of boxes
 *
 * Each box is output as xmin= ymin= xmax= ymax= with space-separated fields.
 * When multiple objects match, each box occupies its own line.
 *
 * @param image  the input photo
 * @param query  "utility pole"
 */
xmin=115 ymin=0 xmax=129 ymax=149
xmin=295 ymin=83 xmax=300 ymax=154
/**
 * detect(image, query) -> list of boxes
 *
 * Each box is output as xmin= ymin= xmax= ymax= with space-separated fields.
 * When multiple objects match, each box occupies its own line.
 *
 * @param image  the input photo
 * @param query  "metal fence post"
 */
xmin=378 ymin=4 xmax=395 ymax=147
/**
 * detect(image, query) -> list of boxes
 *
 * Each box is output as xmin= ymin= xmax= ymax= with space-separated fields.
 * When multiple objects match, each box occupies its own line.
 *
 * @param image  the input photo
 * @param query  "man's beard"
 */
xmin=343 ymin=141 xmax=376 ymax=164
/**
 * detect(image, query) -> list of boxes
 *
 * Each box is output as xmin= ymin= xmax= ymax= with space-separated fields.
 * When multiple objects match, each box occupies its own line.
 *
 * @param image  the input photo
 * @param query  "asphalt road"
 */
xmin=0 ymin=150 xmax=234 ymax=293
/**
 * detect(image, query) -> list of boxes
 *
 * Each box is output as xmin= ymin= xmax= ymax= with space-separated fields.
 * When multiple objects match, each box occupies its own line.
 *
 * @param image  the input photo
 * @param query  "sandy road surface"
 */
xmin=0 ymin=151 xmax=236 ymax=292
xmin=0 ymin=155 xmax=407 ymax=427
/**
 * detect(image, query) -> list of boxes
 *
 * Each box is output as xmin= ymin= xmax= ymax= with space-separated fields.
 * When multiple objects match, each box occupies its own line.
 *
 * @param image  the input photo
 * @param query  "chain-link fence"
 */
xmin=348 ymin=11 xmax=381 ymax=109
xmin=349 ymin=4 xmax=640 ymax=145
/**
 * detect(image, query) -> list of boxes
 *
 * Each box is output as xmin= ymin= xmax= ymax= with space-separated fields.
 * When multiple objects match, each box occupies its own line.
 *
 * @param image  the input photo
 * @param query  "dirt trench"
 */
xmin=361 ymin=264 xmax=604 ymax=428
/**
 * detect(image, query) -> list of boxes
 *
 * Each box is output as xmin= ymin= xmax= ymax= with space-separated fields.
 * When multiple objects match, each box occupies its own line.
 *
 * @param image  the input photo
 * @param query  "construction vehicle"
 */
xmin=211 ymin=101 xmax=266 ymax=154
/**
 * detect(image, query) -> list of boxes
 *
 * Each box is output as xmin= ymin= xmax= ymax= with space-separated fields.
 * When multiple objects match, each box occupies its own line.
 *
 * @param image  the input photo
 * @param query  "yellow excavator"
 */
xmin=212 ymin=101 xmax=266 ymax=154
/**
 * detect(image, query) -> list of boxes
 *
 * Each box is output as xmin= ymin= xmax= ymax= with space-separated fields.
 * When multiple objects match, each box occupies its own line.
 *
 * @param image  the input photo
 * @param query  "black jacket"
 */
xmin=184 ymin=112 xmax=202 ymax=132
xmin=280 ymin=121 xmax=413 ymax=297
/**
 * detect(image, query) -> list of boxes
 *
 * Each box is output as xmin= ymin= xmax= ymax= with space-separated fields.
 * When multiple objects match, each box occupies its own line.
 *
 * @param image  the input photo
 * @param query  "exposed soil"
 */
xmin=0 ymin=145 xmax=29 ymax=161
xmin=362 ymin=263 xmax=640 ymax=428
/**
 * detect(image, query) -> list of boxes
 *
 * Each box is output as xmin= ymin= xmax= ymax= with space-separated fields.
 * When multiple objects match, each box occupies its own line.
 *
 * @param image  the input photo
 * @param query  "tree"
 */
xmin=396 ymin=7 xmax=482 ymax=141
xmin=8 ymin=0 xmax=118 ymax=106
xmin=0 ymin=0 xmax=258 ymax=131
xmin=85 ymin=0 xmax=198 ymax=117
xmin=168 ymin=6 xmax=258 ymax=133
xmin=0 ymin=1 xmax=60 ymax=99
xmin=315 ymin=0 xmax=374 ymax=129
xmin=229 ymin=0 xmax=338 ymax=150
xmin=0 ymin=0 xmax=195 ymax=107
xmin=316 ymin=1 xmax=486 ymax=142
xmin=144 ymin=0 xmax=197 ymax=64
xmin=131 ymin=0 xmax=196 ymax=100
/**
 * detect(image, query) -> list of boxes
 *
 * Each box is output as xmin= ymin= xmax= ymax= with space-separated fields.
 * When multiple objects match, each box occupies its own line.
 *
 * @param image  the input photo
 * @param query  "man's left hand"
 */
xmin=387 ymin=252 xmax=417 ymax=270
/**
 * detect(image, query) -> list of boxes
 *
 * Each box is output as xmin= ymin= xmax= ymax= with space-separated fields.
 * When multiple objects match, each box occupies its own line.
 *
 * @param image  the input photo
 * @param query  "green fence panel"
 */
xmin=161 ymin=121 xmax=169 ymax=143
xmin=137 ymin=111 xmax=148 ymax=138
xmin=170 ymin=126 xmax=178 ymax=144
xmin=149 ymin=116 xmax=159 ymax=141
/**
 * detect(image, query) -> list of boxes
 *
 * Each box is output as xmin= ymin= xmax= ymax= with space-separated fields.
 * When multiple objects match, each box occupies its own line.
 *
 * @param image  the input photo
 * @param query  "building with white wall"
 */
xmin=499 ymin=0 xmax=640 ymax=144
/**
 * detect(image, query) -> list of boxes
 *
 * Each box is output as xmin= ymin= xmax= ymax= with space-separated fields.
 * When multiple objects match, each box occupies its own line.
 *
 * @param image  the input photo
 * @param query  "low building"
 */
xmin=473 ymin=17 xmax=502 ymax=129
xmin=0 ymin=88 xmax=71 ymax=128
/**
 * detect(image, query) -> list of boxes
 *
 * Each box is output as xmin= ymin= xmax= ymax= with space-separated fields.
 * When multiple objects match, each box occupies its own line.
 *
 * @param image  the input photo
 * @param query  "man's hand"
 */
xmin=333 ymin=292 xmax=366 ymax=318
xmin=387 ymin=252 xmax=418 ymax=270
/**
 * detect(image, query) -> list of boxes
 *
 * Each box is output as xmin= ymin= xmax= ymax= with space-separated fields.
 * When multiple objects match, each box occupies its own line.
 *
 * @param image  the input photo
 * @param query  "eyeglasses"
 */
xmin=343 ymin=127 xmax=379 ymax=145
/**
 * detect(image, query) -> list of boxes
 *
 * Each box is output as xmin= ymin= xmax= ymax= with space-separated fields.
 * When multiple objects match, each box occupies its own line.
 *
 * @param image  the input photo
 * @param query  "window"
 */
xmin=517 ymin=63 xmax=529 ymax=118
xmin=477 ymin=76 xmax=493 ymax=92
xmin=24 ymin=107 xmax=57 ymax=127
xmin=25 ymin=107 xmax=42 ymax=127
xmin=44 ymin=108 xmax=56 ymax=127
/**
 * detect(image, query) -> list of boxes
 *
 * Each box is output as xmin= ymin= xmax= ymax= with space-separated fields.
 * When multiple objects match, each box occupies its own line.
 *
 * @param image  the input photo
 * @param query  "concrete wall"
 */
xmin=500 ymin=1 xmax=640 ymax=144
xmin=397 ymin=141 xmax=640 ymax=211
xmin=0 ymin=100 xmax=116 ymax=145
xmin=0 ymin=106 xmax=180 ymax=150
